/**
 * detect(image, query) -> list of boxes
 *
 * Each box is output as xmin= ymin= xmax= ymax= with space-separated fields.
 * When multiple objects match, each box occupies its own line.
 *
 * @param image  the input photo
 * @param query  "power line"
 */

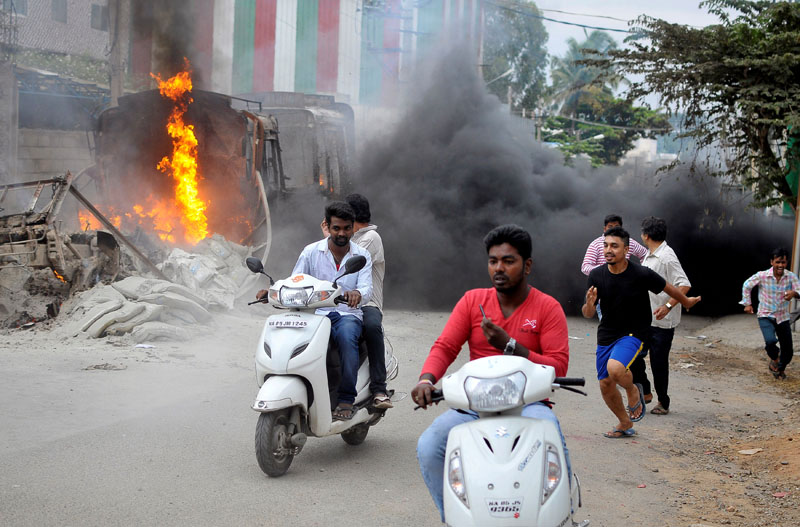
xmin=538 ymin=9 xmax=630 ymax=24
xmin=558 ymin=114 xmax=671 ymax=132
xmin=485 ymin=1 xmax=632 ymax=34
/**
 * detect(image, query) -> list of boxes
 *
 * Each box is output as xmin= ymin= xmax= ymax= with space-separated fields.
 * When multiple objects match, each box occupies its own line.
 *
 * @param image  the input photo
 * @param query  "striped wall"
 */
xmin=131 ymin=0 xmax=482 ymax=106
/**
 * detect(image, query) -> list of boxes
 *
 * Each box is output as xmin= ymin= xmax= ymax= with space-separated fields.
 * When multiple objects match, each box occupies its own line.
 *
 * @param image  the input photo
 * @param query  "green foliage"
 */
xmin=549 ymin=31 xmax=623 ymax=117
xmin=16 ymin=48 xmax=109 ymax=85
xmin=602 ymin=0 xmax=800 ymax=208
xmin=483 ymin=1 xmax=549 ymax=111
xmin=544 ymin=88 xmax=670 ymax=166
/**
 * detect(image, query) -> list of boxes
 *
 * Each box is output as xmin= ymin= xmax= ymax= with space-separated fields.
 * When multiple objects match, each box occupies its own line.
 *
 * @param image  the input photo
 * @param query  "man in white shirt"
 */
xmin=630 ymin=216 xmax=691 ymax=415
xmin=289 ymin=201 xmax=373 ymax=421
xmin=345 ymin=194 xmax=392 ymax=409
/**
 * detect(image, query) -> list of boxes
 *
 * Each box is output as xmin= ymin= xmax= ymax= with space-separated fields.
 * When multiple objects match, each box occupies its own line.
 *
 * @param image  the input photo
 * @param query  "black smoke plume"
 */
xmin=353 ymin=48 xmax=792 ymax=316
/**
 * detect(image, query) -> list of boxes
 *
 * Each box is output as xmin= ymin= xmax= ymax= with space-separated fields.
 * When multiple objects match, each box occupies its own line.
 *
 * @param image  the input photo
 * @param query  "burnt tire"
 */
xmin=255 ymin=410 xmax=293 ymax=477
xmin=341 ymin=424 xmax=369 ymax=446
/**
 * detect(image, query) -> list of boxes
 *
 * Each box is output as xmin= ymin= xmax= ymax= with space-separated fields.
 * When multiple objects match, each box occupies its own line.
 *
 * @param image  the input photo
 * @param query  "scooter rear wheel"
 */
xmin=255 ymin=410 xmax=293 ymax=477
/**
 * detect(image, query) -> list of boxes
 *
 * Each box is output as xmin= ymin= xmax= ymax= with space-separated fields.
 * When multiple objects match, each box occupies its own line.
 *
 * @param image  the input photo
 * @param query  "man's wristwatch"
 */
xmin=665 ymin=302 xmax=674 ymax=310
xmin=504 ymin=337 xmax=517 ymax=355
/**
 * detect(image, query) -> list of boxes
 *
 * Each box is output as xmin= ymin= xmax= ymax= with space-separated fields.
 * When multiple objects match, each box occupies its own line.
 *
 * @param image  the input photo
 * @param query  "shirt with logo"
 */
xmin=421 ymin=287 xmax=569 ymax=381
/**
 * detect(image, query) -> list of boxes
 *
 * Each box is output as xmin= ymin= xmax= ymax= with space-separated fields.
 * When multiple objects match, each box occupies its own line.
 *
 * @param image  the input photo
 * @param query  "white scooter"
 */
xmin=245 ymin=256 xmax=398 ymax=477
xmin=424 ymin=355 xmax=589 ymax=527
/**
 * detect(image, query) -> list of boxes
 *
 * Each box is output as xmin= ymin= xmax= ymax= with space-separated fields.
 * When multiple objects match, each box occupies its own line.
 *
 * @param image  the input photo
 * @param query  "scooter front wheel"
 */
xmin=255 ymin=410 xmax=294 ymax=477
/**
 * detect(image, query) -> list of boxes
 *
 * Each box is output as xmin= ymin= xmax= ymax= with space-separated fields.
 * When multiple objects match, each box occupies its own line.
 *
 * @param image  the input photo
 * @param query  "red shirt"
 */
xmin=421 ymin=287 xmax=570 ymax=381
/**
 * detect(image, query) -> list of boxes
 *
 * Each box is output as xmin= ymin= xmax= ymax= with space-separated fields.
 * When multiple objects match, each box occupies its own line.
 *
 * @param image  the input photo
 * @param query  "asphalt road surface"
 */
xmin=0 ymin=309 xmax=779 ymax=526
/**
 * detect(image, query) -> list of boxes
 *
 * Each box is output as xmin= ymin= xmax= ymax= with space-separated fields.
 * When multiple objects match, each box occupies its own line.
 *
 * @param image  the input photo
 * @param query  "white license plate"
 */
xmin=268 ymin=320 xmax=307 ymax=328
xmin=486 ymin=498 xmax=523 ymax=518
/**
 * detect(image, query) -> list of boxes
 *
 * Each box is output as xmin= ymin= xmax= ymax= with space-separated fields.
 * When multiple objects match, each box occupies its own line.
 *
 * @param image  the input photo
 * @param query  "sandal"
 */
xmin=769 ymin=359 xmax=780 ymax=373
xmin=332 ymin=404 xmax=355 ymax=421
xmin=603 ymin=427 xmax=636 ymax=439
xmin=372 ymin=393 xmax=393 ymax=409
xmin=651 ymin=403 xmax=669 ymax=415
xmin=627 ymin=383 xmax=646 ymax=422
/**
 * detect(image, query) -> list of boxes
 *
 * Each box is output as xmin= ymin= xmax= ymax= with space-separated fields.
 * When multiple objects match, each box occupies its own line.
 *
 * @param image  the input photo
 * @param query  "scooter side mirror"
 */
xmin=344 ymin=255 xmax=367 ymax=275
xmin=333 ymin=255 xmax=367 ymax=288
xmin=245 ymin=257 xmax=275 ymax=285
xmin=246 ymin=257 xmax=264 ymax=274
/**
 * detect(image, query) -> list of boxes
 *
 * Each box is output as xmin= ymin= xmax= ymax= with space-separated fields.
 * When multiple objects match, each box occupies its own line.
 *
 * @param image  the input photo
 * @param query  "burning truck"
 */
xmin=0 ymin=67 xmax=356 ymax=333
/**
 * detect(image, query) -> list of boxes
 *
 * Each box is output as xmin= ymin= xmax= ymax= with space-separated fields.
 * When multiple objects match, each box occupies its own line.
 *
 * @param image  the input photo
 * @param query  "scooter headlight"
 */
xmin=279 ymin=286 xmax=313 ymax=307
xmin=463 ymin=371 xmax=526 ymax=412
xmin=541 ymin=444 xmax=562 ymax=504
xmin=268 ymin=288 xmax=279 ymax=304
xmin=448 ymin=448 xmax=469 ymax=508
xmin=307 ymin=289 xmax=333 ymax=304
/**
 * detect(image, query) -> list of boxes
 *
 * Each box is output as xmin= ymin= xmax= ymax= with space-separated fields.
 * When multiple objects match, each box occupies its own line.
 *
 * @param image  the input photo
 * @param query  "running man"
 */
xmin=582 ymin=226 xmax=700 ymax=438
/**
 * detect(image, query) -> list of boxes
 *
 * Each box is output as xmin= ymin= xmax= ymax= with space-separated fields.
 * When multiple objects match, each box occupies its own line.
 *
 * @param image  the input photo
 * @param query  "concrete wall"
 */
xmin=17 ymin=128 xmax=93 ymax=180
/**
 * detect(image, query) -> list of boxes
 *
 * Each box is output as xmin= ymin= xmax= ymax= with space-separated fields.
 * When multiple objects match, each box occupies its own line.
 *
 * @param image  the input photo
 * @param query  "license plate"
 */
xmin=268 ymin=320 xmax=307 ymax=328
xmin=486 ymin=498 xmax=523 ymax=518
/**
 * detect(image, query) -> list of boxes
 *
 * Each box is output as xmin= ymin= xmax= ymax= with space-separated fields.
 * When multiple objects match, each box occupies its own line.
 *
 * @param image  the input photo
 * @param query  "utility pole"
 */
xmin=108 ymin=0 xmax=128 ymax=107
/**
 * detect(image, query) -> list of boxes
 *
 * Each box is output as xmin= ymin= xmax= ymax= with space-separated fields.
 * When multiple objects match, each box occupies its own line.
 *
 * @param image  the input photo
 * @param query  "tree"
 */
xmin=544 ymin=89 xmax=670 ymax=166
xmin=482 ymin=1 xmax=549 ymax=112
xmin=601 ymin=0 xmax=800 ymax=208
xmin=549 ymin=31 xmax=623 ymax=118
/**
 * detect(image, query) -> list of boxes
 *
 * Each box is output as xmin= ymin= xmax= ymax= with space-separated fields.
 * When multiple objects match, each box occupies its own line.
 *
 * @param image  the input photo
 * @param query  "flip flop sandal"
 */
xmin=651 ymin=403 xmax=669 ymax=415
xmin=332 ymin=405 xmax=355 ymax=421
xmin=603 ymin=427 xmax=636 ymax=439
xmin=769 ymin=360 xmax=780 ymax=373
xmin=372 ymin=393 xmax=393 ymax=409
xmin=628 ymin=383 xmax=646 ymax=422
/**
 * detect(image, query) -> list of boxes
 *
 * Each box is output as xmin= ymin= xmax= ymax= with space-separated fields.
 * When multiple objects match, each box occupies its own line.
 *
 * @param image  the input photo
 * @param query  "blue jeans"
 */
xmin=327 ymin=312 xmax=362 ymax=405
xmin=757 ymin=317 xmax=793 ymax=371
xmin=416 ymin=402 xmax=571 ymax=522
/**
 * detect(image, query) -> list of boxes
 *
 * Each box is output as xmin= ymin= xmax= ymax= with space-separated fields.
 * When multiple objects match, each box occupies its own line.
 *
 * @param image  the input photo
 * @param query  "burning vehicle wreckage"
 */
xmin=0 ymin=75 xmax=355 ymax=342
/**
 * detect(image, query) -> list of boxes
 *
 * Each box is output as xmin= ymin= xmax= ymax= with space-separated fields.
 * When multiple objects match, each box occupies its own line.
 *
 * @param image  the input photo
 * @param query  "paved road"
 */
xmin=0 ymin=309 xmax=748 ymax=526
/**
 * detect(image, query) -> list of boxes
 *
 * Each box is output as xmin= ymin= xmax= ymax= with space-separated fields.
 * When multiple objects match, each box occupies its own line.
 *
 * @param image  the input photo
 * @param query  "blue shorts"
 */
xmin=596 ymin=335 xmax=644 ymax=380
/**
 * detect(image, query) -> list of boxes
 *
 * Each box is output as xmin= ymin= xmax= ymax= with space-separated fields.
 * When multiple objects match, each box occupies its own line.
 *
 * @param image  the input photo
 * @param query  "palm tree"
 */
xmin=549 ymin=31 xmax=625 ymax=118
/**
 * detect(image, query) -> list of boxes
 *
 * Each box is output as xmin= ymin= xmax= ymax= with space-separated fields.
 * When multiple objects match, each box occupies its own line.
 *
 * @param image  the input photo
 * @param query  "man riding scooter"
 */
xmin=412 ymin=224 xmax=573 ymax=522
xmin=258 ymin=201 xmax=372 ymax=421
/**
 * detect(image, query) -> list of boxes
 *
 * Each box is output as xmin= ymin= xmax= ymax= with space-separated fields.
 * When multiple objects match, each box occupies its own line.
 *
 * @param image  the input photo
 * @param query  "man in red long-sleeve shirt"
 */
xmin=412 ymin=224 xmax=571 ymax=522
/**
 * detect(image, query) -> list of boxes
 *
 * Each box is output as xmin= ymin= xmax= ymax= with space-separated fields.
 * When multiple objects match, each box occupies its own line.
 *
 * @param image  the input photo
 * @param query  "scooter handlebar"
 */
xmin=413 ymin=389 xmax=444 ymax=410
xmin=554 ymin=377 xmax=586 ymax=386
xmin=333 ymin=296 xmax=347 ymax=304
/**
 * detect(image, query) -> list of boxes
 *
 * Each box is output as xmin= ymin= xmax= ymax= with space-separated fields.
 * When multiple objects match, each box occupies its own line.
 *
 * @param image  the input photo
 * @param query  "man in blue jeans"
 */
xmin=290 ymin=201 xmax=372 ymax=420
xmin=412 ymin=225 xmax=571 ymax=521
xmin=741 ymin=247 xmax=800 ymax=379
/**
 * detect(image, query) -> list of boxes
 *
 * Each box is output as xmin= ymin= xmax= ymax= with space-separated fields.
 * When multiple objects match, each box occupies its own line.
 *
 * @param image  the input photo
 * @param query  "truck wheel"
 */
xmin=255 ymin=410 xmax=293 ymax=477
xmin=341 ymin=424 xmax=369 ymax=446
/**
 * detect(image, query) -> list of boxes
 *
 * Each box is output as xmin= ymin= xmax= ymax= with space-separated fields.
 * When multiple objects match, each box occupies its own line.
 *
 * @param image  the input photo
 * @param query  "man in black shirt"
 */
xmin=582 ymin=226 xmax=701 ymax=438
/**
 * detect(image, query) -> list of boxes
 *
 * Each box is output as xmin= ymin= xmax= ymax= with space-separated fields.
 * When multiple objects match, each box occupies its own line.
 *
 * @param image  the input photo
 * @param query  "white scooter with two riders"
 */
xmin=246 ymin=255 xmax=398 ymax=477
xmin=418 ymin=355 xmax=590 ymax=527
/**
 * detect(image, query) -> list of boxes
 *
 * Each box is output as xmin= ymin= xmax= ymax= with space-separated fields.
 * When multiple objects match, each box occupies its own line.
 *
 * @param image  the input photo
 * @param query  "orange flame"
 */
xmin=150 ymin=61 xmax=208 ymax=245
xmin=52 ymin=269 xmax=66 ymax=283
xmin=78 ymin=209 xmax=121 ymax=230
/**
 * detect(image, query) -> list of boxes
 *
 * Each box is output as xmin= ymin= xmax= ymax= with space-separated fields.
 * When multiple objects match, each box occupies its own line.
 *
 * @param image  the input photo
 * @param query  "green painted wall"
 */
xmin=295 ymin=0 xmax=319 ymax=93
xmin=359 ymin=9 xmax=383 ymax=104
xmin=232 ymin=0 xmax=256 ymax=94
xmin=416 ymin=1 xmax=443 ymax=56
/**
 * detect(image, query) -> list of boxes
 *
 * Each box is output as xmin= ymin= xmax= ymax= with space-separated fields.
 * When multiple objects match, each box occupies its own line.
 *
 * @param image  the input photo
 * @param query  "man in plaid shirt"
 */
xmin=741 ymin=248 xmax=800 ymax=379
